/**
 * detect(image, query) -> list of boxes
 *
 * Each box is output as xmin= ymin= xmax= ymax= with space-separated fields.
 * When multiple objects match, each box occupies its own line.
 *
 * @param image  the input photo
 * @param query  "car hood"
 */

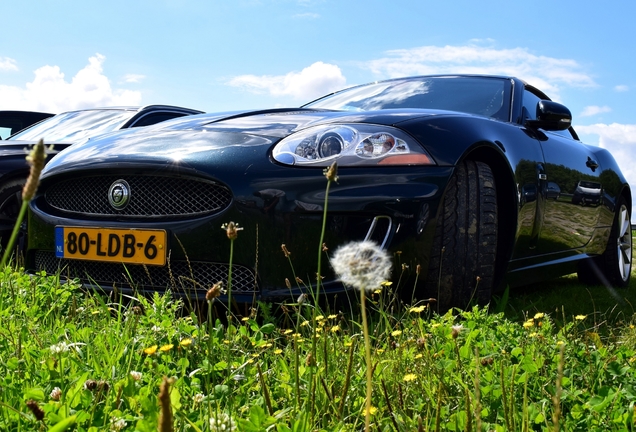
xmin=42 ymin=108 xmax=441 ymax=179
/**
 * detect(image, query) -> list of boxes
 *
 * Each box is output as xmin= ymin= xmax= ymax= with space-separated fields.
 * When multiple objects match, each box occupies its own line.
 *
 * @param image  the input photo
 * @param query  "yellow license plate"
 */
xmin=55 ymin=226 xmax=167 ymax=266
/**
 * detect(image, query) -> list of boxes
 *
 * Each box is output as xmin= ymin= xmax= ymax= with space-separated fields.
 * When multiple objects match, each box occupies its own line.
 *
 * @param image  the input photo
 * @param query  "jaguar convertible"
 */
xmin=26 ymin=75 xmax=632 ymax=309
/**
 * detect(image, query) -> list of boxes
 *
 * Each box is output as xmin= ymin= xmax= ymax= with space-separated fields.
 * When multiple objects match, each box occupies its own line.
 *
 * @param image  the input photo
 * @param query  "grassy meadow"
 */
xmin=0 ymin=255 xmax=635 ymax=431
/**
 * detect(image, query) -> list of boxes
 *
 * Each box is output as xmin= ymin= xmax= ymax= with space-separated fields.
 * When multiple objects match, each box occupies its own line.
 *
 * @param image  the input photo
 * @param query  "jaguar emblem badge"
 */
xmin=108 ymin=180 xmax=130 ymax=210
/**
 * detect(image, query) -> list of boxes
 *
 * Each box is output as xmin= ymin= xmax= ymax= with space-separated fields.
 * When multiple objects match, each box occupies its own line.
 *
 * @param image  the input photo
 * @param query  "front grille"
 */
xmin=35 ymin=251 xmax=258 ymax=295
xmin=45 ymin=175 xmax=232 ymax=218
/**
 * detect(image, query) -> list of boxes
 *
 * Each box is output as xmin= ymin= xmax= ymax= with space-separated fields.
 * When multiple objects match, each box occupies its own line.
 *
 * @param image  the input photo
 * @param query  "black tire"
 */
xmin=578 ymin=197 xmax=632 ymax=287
xmin=425 ymin=160 xmax=498 ymax=310
xmin=0 ymin=179 xmax=26 ymax=249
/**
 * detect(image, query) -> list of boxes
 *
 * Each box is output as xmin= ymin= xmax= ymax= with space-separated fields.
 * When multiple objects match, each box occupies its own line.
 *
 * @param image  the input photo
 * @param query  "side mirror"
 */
xmin=526 ymin=100 xmax=572 ymax=131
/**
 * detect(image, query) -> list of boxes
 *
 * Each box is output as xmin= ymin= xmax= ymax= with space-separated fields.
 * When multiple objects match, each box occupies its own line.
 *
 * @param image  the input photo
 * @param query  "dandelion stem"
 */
xmin=360 ymin=289 xmax=373 ymax=432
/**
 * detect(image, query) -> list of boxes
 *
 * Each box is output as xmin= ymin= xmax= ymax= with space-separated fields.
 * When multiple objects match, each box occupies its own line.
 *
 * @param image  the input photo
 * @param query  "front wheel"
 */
xmin=424 ymin=160 xmax=498 ymax=310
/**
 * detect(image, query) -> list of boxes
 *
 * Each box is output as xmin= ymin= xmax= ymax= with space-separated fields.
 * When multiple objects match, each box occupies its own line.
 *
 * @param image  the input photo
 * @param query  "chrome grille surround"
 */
xmin=44 ymin=175 xmax=232 ymax=218
xmin=35 ymin=251 xmax=258 ymax=294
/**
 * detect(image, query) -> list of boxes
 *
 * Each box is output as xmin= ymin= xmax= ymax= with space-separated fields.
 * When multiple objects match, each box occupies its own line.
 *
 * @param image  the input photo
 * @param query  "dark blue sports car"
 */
xmin=26 ymin=75 xmax=632 ymax=309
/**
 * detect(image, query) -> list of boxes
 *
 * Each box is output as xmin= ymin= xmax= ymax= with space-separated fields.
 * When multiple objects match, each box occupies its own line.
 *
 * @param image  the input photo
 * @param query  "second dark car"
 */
xmin=0 ymin=105 xmax=203 ymax=245
xmin=26 ymin=76 xmax=632 ymax=309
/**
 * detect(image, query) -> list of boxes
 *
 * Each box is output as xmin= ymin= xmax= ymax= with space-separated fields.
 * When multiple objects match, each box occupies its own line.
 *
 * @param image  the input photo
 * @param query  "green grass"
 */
xmin=0 ymin=263 xmax=635 ymax=431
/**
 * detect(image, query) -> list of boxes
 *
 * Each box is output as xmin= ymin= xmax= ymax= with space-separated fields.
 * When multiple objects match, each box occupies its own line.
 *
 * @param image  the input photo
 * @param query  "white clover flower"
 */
xmin=151 ymin=325 xmax=162 ymax=332
xmin=209 ymin=412 xmax=237 ymax=431
xmin=331 ymin=241 xmax=392 ymax=291
xmin=50 ymin=342 xmax=69 ymax=354
xmin=110 ymin=417 xmax=127 ymax=431
xmin=130 ymin=371 xmax=142 ymax=381
xmin=50 ymin=387 xmax=62 ymax=401
xmin=193 ymin=393 xmax=206 ymax=404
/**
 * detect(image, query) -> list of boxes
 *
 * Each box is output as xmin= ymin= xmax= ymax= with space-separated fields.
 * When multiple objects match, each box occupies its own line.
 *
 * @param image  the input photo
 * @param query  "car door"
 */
xmin=521 ymin=88 xmax=603 ymax=254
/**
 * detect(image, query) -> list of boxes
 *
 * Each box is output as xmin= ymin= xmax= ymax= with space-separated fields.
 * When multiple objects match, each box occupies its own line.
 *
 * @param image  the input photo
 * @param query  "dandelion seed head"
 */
xmin=331 ymin=241 xmax=392 ymax=291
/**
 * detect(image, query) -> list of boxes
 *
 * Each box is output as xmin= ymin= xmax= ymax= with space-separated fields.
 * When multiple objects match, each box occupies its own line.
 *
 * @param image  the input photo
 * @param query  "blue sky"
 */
xmin=2 ymin=0 xmax=636 ymax=190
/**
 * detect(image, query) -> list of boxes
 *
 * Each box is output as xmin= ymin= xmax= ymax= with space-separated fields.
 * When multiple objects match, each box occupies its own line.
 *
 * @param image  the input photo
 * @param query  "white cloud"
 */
xmin=0 ymin=54 xmax=142 ymax=112
xmin=228 ymin=61 xmax=346 ymax=101
xmin=580 ymin=105 xmax=611 ymax=117
xmin=363 ymin=44 xmax=596 ymax=100
xmin=0 ymin=57 xmax=18 ymax=71
xmin=122 ymin=74 xmax=146 ymax=83
xmin=577 ymin=123 xmax=636 ymax=217
xmin=614 ymin=85 xmax=629 ymax=92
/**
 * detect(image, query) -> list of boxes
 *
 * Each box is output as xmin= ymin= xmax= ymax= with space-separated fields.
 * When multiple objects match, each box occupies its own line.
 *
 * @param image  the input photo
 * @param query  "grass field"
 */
xmin=0 ymin=250 xmax=634 ymax=431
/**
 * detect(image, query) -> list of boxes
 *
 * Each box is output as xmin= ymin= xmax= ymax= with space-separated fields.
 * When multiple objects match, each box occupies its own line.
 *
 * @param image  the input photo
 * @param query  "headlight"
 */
xmin=272 ymin=124 xmax=435 ymax=167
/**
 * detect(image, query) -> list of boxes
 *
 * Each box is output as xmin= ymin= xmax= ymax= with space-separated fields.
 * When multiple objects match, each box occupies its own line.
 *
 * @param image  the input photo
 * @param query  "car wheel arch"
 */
xmin=460 ymin=143 xmax=518 ymax=292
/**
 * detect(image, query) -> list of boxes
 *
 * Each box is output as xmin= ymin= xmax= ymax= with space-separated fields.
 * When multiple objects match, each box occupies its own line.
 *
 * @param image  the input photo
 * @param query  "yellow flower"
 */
xmin=431 ymin=323 xmax=441 ymax=328
xmin=365 ymin=406 xmax=377 ymax=415
xmin=414 ymin=353 xmax=423 ymax=359
xmin=241 ymin=317 xmax=250 ymax=322
xmin=328 ymin=314 xmax=338 ymax=319
xmin=381 ymin=281 xmax=393 ymax=287
xmin=160 ymin=344 xmax=174 ymax=352
xmin=529 ymin=332 xmax=538 ymax=338
xmin=391 ymin=330 xmax=403 ymax=337
xmin=575 ymin=315 xmax=586 ymax=321
xmin=377 ymin=348 xmax=384 ymax=353
xmin=315 ymin=315 xmax=325 ymax=321
xmin=403 ymin=373 xmax=417 ymax=382
xmin=143 ymin=345 xmax=158 ymax=355
xmin=557 ymin=341 xmax=565 ymax=346
xmin=409 ymin=305 xmax=427 ymax=313
xmin=179 ymin=338 xmax=193 ymax=347
xmin=534 ymin=312 xmax=545 ymax=319
xmin=274 ymin=349 xmax=283 ymax=355
xmin=283 ymin=329 xmax=293 ymax=335
xmin=523 ymin=320 xmax=534 ymax=328
xmin=344 ymin=341 xmax=353 ymax=347
xmin=373 ymin=289 xmax=382 ymax=294
xmin=300 ymin=321 xmax=310 ymax=327
xmin=331 ymin=325 xmax=340 ymax=333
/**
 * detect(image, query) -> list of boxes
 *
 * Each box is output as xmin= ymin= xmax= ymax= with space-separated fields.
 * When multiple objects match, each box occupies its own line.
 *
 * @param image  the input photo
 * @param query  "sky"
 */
xmin=2 ymin=0 xmax=636 ymax=215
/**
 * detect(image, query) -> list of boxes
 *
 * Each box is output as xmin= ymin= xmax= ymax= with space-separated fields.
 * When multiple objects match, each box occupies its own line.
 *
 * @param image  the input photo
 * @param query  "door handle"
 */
xmin=586 ymin=157 xmax=599 ymax=171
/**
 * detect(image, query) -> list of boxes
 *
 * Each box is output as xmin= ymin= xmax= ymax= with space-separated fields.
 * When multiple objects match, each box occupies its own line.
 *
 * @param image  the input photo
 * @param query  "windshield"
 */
xmin=304 ymin=76 xmax=512 ymax=121
xmin=9 ymin=109 xmax=137 ymax=142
